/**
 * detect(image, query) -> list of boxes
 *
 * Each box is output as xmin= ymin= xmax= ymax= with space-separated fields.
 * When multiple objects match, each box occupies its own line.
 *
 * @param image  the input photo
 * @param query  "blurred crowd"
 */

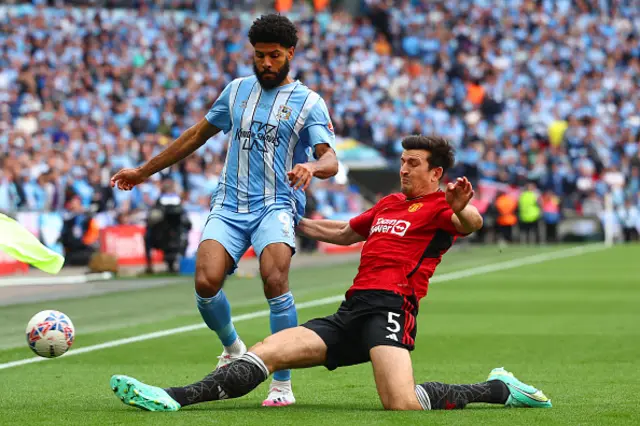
xmin=0 ymin=0 xmax=639 ymax=241
xmin=361 ymin=0 xmax=639 ymax=230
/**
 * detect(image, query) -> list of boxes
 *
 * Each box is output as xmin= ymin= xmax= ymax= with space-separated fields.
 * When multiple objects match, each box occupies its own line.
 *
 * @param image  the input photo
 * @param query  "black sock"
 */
xmin=164 ymin=353 xmax=269 ymax=407
xmin=418 ymin=380 xmax=509 ymax=410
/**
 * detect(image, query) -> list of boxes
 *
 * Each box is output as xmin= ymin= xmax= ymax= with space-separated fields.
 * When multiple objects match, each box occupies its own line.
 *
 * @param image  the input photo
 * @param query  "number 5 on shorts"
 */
xmin=386 ymin=312 xmax=401 ymax=333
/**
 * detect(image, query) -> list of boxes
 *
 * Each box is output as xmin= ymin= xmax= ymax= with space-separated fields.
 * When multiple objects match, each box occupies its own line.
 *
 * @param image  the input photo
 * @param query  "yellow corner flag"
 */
xmin=0 ymin=213 xmax=65 ymax=274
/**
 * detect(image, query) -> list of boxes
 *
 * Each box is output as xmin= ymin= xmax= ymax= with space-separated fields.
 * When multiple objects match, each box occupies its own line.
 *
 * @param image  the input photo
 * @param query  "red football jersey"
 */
xmin=347 ymin=191 xmax=466 ymax=301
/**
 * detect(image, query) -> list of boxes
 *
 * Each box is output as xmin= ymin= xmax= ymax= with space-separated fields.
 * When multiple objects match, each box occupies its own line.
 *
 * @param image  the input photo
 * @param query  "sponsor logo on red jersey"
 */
xmin=370 ymin=217 xmax=411 ymax=237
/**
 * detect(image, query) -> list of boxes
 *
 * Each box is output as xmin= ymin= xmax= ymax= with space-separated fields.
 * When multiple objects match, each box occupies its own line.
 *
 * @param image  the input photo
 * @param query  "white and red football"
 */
xmin=26 ymin=310 xmax=75 ymax=358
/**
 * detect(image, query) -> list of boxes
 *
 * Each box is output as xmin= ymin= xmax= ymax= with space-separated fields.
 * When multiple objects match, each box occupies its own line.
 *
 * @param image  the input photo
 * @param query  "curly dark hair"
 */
xmin=401 ymin=135 xmax=456 ymax=175
xmin=248 ymin=14 xmax=298 ymax=48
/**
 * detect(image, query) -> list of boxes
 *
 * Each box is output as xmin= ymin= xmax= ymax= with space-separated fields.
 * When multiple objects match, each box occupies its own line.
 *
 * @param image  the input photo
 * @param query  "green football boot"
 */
xmin=487 ymin=367 xmax=552 ymax=408
xmin=110 ymin=375 xmax=181 ymax=412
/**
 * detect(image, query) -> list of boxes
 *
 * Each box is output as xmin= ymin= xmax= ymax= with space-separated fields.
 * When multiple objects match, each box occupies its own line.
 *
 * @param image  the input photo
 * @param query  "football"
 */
xmin=26 ymin=310 xmax=75 ymax=358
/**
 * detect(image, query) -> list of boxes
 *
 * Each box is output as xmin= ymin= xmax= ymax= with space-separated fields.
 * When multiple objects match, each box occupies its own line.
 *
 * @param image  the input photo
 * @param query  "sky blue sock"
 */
xmin=268 ymin=291 xmax=298 ymax=382
xmin=196 ymin=290 xmax=238 ymax=347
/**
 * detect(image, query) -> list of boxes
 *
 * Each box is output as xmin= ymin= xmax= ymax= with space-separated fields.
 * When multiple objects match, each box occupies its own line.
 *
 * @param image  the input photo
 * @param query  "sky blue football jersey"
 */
xmin=205 ymin=76 xmax=335 ymax=215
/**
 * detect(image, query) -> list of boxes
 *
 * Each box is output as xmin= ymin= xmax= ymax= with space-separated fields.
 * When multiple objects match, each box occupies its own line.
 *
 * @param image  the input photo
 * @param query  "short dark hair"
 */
xmin=401 ymin=135 xmax=455 ymax=174
xmin=248 ymin=14 xmax=298 ymax=49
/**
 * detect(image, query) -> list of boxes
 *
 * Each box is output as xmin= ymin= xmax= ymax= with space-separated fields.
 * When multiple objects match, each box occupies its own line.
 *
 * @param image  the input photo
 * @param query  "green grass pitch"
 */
xmin=1 ymin=244 xmax=639 ymax=425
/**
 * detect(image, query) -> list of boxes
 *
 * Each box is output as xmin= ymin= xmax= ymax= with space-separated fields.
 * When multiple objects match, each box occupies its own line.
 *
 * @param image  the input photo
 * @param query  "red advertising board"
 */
xmin=0 ymin=249 xmax=28 ymax=275
xmin=100 ymin=225 xmax=163 ymax=266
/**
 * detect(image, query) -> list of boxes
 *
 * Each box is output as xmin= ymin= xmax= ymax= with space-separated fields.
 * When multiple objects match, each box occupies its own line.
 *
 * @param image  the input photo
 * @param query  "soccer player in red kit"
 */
xmin=110 ymin=136 xmax=552 ymax=412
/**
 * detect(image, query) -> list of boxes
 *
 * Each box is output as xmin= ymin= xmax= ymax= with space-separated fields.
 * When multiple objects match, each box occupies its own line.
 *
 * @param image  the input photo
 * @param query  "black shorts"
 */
xmin=301 ymin=290 xmax=418 ymax=371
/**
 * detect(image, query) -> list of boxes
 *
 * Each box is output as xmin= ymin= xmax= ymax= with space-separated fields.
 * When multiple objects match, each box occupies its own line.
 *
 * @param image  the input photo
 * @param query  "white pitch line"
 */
xmin=0 ymin=272 xmax=113 ymax=288
xmin=428 ymin=243 xmax=606 ymax=283
xmin=0 ymin=244 xmax=607 ymax=371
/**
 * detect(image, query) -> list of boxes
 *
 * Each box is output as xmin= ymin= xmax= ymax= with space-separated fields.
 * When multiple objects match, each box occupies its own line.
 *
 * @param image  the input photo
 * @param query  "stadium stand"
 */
xmin=0 ymin=0 xmax=638 ymax=271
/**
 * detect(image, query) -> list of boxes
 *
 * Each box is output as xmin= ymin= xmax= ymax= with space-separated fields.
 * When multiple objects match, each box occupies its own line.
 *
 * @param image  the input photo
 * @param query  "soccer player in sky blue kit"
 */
xmin=111 ymin=14 xmax=338 ymax=407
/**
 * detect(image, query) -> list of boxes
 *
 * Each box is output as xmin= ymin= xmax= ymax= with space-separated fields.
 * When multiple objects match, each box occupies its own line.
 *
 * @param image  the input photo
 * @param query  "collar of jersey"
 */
xmin=404 ymin=189 xmax=443 ymax=202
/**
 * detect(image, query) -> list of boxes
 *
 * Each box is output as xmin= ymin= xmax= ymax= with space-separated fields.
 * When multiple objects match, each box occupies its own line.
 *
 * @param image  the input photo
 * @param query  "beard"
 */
xmin=254 ymin=58 xmax=290 ymax=90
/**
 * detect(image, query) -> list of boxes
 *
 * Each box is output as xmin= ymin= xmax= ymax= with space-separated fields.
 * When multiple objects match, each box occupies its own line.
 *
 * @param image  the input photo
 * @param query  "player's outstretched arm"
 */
xmin=297 ymin=217 xmax=365 ymax=246
xmin=111 ymin=119 xmax=220 ymax=190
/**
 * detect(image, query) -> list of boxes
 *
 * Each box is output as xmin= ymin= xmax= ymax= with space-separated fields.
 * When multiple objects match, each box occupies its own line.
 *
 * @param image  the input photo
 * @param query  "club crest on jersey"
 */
xmin=277 ymin=105 xmax=292 ymax=121
xmin=239 ymin=100 xmax=247 ymax=109
xmin=370 ymin=218 xmax=411 ymax=237
xmin=408 ymin=203 xmax=423 ymax=213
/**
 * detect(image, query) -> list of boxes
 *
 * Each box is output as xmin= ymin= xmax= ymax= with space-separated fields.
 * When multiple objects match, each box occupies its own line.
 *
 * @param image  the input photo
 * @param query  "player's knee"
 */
xmin=248 ymin=341 xmax=264 ymax=352
xmin=247 ymin=337 xmax=278 ymax=370
xmin=194 ymin=266 xmax=225 ymax=297
xmin=262 ymin=269 xmax=289 ymax=298
xmin=258 ymin=333 xmax=279 ymax=352
xmin=382 ymin=398 xmax=418 ymax=411
xmin=252 ymin=333 xmax=291 ymax=365
xmin=378 ymin=388 xmax=423 ymax=411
